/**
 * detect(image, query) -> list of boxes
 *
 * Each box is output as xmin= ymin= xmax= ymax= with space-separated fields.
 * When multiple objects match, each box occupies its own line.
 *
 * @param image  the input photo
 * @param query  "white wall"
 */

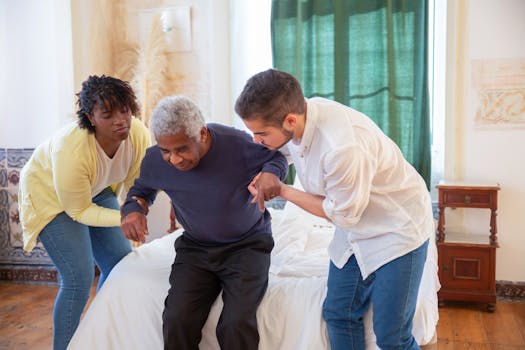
xmin=230 ymin=0 xmax=272 ymax=130
xmin=445 ymin=0 xmax=525 ymax=281
xmin=145 ymin=0 xmax=273 ymax=240
xmin=141 ymin=0 xmax=233 ymax=240
xmin=3 ymin=1 xmax=524 ymax=282
xmin=0 ymin=0 xmax=74 ymax=148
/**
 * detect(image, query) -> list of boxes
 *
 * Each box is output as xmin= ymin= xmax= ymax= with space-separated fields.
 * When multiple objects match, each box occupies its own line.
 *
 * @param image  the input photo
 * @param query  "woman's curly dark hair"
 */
xmin=76 ymin=75 xmax=140 ymax=133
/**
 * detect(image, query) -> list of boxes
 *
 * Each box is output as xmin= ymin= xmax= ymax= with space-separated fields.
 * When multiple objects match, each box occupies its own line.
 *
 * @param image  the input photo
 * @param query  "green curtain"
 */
xmin=271 ymin=0 xmax=431 ymax=187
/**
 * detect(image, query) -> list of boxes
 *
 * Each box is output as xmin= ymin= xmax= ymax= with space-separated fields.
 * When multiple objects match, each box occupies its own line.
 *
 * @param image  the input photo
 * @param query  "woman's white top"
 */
xmin=92 ymin=138 xmax=134 ymax=197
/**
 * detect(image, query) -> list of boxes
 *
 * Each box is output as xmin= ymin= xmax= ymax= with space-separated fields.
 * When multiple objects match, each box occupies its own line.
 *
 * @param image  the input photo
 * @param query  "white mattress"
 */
xmin=68 ymin=202 xmax=440 ymax=350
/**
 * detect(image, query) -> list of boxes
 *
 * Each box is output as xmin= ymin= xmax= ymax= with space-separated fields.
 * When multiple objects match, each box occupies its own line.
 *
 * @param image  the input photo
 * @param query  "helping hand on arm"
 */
xmin=280 ymin=184 xmax=328 ymax=219
xmin=248 ymin=174 xmax=328 ymax=218
xmin=121 ymin=211 xmax=149 ymax=243
xmin=248 ymin=172 xmax=283 ymax=212
xmin=120 ymin=196 xmax=149 ymax=243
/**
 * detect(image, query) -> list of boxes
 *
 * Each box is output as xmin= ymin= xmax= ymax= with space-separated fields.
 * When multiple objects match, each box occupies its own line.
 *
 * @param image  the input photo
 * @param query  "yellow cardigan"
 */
xmin=19 ymin=117 xmax=151 ymax=252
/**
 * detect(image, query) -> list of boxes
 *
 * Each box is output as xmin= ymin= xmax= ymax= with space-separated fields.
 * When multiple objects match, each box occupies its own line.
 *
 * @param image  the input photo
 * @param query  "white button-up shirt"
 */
xmin=284 ymin=97 xmax=434 ymax=279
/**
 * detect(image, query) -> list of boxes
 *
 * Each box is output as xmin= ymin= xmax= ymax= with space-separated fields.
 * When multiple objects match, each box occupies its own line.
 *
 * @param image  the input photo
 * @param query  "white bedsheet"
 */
xmin=68 ymin=202 xmax=440 ymax=350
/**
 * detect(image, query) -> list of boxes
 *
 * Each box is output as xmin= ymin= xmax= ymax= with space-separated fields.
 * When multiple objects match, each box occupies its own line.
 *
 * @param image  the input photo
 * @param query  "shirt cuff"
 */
xmin=261 ymin=166 xmax=287 ymax=181
xmin=322 ymin=197 xmax=360 ymax=229
xmin=121 ymin=201 xmax=144 ymax=218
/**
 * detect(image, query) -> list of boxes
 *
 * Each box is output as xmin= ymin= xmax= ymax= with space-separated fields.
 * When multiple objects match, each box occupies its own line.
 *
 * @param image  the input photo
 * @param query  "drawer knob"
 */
xmin=464 ymin=195 xmax=471 ymax=204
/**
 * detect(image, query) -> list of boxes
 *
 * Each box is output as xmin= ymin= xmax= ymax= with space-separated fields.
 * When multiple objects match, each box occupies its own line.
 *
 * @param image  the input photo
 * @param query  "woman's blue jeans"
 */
xmin=39 ymin=187 xmax=131 ymax=350
xmin=322 ymin=240 xmax=429 ymax=350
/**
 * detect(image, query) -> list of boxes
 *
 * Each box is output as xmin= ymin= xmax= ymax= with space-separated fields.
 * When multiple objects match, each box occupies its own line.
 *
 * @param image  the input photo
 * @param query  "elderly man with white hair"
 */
xmin=120 ymin=95 xmax=288 ymax=350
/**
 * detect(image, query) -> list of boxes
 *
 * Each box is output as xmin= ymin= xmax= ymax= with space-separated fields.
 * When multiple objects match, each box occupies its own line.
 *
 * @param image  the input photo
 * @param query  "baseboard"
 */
xmin=496 ymin=280 xmax=525 ymax=300
xmin=0 ymin=267 xmax=523 ymax=299
xmin=0 ymin=267 xmax=58 ymax=284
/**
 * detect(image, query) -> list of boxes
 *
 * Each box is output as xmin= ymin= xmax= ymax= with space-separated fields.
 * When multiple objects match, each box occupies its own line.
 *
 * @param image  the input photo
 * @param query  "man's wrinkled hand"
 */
xmin=167 ymin=203 xmax=179 ymax=233
xmin=121 ymin=212 xmax=149 ymax=243
xmin=252 ymin=172 xmax=282 ymax=212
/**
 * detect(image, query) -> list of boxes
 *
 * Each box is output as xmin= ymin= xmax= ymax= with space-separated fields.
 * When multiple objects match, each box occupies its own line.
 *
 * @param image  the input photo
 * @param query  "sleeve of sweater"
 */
xmin=120 ymin=148 xmax=160 ymax=218
xmin=52 ymin=119 xmax=151 ymax=228
xmin=117 ymin=118 xmax=152 ymax=195
xmin=240 ymin=133 xmax=288 ymax=181
xmin=261 ymin=150 xmax=288 ymax=181
xmin=52 ymin=146 xmax=121 ymax=227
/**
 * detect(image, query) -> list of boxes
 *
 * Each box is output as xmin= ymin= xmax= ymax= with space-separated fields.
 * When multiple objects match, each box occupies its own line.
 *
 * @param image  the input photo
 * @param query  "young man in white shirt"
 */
xmin=235 ymin=69 xmax=434 ymax=350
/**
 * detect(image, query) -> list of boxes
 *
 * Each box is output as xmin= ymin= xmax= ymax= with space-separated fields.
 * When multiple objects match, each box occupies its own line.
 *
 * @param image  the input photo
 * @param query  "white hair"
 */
xmin=150 ymin=95 xmax=205 ymax=140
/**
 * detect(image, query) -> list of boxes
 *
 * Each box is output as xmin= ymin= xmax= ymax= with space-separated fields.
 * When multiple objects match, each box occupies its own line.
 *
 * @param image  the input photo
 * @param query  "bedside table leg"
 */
xmin=486 ymin=303 xmax=496 ymax=312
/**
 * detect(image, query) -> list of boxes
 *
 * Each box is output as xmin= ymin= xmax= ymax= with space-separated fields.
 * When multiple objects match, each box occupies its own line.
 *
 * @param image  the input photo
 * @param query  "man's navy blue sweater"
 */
xmin=121 ymin=123 xmax=288 ymax=245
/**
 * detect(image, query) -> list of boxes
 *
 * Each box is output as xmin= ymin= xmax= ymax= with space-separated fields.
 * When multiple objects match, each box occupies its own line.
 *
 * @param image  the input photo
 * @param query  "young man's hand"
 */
xmin=248 ymin=172 xmax=282 ymax=212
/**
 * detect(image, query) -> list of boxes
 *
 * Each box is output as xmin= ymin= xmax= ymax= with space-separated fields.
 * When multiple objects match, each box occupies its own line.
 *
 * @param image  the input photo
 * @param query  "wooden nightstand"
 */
xmin=436 ymin=181 xmax=500 ymax=312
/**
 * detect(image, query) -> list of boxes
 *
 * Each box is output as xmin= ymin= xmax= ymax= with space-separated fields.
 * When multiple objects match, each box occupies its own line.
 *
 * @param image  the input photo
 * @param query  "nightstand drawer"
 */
xmin=443 ymin=191 xmax=491 ymax=206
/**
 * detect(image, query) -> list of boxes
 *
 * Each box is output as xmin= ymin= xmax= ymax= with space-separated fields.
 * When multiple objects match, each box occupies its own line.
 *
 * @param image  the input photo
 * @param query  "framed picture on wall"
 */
xmin=472 ymin=58 xmax=525 ymax=128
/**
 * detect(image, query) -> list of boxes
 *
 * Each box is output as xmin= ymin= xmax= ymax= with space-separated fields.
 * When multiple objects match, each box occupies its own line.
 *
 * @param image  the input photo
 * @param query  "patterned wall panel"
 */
xmin=0 ymin=148 xmax=57 ymax=283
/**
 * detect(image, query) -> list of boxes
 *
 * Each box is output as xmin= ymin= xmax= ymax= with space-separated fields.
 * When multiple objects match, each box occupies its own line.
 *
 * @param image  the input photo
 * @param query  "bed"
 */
xmin=68 ymin=200 xmax=440 ymax=350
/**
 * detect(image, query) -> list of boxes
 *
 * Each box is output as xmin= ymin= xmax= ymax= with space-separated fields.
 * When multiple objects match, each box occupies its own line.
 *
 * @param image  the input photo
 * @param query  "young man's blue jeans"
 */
xmin=39 ymin=187 xmax=131 ymax=350
xmin=322 ymin=240 xmax=429 ymax=350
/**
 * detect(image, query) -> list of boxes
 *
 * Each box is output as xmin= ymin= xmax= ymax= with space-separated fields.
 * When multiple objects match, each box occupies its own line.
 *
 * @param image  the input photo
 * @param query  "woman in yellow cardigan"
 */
xmin=18 ymin=75 xmax=150 ymax=350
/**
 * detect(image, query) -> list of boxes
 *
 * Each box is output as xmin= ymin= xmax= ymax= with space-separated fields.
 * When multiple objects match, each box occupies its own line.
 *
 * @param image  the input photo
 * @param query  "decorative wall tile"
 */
xmin=0 ymin=188 xmax=7 ymax=208
xmin=0 ymin=168 xmax=7 ymax=187
xmin=0 ymin=148 xmax=6 ymax=166
xmin=496 ymin=281 xmax=525 ymax=300
xmin=6 ymin=148 xmax=33 ymax=168
xmin=0 ymin=148 xmax=6 ymax=188
xmin=0 ymin=267 xmax=58 ymax=284
xmin=0 ymin=148 xmax=55 ymax=283
xmin=7 ymin=169 xmax=19 ymax=187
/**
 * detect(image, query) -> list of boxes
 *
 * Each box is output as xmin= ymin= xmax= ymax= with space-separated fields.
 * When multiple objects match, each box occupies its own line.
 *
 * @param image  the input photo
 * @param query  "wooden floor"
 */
xmin=0 ymin=281 xmax=96 ymax=350
xmin=0 ymin=282 xmax=524 ymax=350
